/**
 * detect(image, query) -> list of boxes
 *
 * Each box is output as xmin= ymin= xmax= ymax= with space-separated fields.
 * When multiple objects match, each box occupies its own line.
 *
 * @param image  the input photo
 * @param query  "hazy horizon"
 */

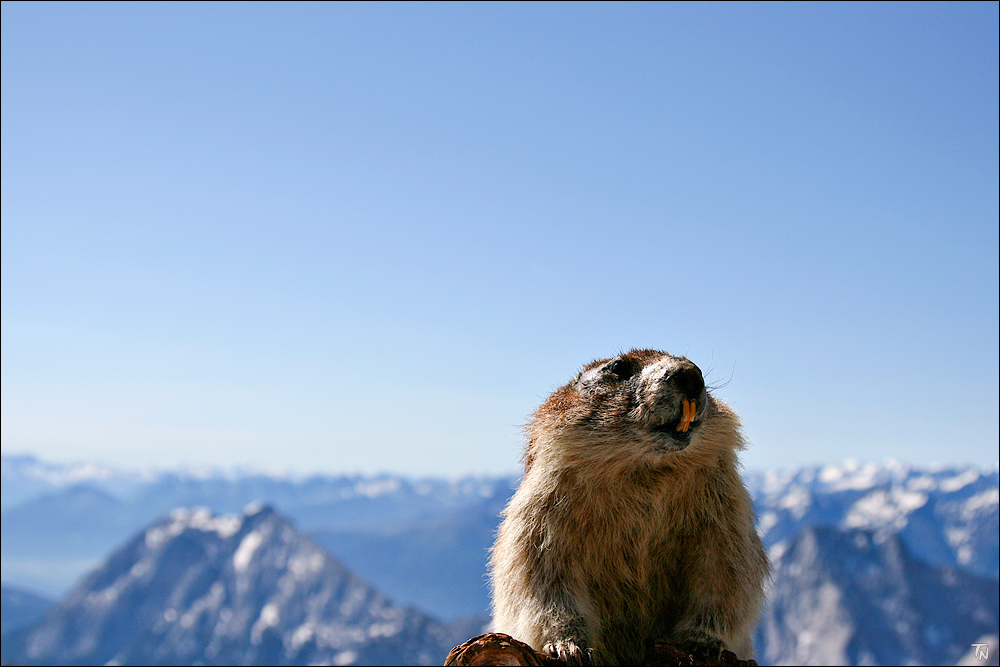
xmin=3 ymin=449 xmax=997 ymax=482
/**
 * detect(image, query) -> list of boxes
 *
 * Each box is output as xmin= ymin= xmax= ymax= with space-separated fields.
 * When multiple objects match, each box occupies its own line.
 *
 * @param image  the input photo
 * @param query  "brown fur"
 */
xmin=489 ymin=349 xmax=768 ymax=665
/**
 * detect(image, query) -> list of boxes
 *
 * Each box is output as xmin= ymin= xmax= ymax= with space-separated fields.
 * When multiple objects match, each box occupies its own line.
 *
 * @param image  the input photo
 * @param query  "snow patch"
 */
xmin=147 ymin=508 xmax=243 ymax=549
xmin=354 ymin=478 xmax=401 ymax=498
xmin=291 ymin=623 xmax=315 ymax=650
xmin=963 ymin=488 xmax=999 ymax=514
xmin=334 ymin=650 xmax=358 ymax=666
xmin=824 ymin=460 xmax=881 ymax=491
xmin=250 ymin=603 xmax=281 ymax=644
xmin=906 ymin=474 xmax=937 ymax=492
xmin=260 ymin=603 xmax=279 ymax=627
xmin=758 ymin=510 xmax=778 ymax=535
xmin=941 ymin=469 xmax=979 ymax=493
xmin=243 ymin=501 xmax=266 ymax=516
xmin=233 ymin=531 xmax=264 ymax=572
xmin=289 ymin=550 xmax=325 ymax=578
xmin=778 ymin=486 xmax=812 ymax=519
xmin=181 ymin=507 xmax=243 ymax=538
xmin=844 ymin=487 xmax=927 ymax=530
xmin=368 ymin=621 xmax=402 ymax=638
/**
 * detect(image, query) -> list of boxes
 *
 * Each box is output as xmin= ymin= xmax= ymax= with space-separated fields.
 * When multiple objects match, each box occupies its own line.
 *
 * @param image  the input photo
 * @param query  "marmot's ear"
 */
xmin=608 ymin=358 xmax=636 ymax=380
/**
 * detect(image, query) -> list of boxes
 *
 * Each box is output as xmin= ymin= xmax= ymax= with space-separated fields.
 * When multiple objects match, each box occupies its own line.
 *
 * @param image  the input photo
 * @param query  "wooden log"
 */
xmin=445 ymin=633 xmax=561 ymax=666
xmin=444 ymin=633 xmax=759 ymax=666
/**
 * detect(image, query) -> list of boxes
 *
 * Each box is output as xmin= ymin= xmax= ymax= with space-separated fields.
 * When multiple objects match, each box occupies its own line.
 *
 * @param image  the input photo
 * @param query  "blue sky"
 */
xmin=2 ymin=2 xmax=997 ymax=476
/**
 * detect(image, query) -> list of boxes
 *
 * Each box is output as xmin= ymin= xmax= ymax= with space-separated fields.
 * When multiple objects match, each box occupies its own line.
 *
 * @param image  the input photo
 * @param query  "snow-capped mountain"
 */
xmin=758 ymin=525 xmax=998 ymax=665
xmin=1 ymin=504 xmax=461 ymax=666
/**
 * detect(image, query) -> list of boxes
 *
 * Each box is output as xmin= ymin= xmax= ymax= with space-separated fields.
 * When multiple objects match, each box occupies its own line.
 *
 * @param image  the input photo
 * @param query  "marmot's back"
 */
xmin=489 ymin=349 xmax=768 ymax=665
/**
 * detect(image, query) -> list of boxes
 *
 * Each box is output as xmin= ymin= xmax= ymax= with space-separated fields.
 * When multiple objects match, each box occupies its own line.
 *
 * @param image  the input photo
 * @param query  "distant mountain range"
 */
xmin=745 ymin=461 xmax=999 ymax=581
xmin=2 ymin=454 xmax=997 ymax=665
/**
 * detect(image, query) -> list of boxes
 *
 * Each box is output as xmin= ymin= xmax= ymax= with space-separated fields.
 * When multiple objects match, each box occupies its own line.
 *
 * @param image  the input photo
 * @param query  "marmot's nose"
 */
xmin=670 ymin=363 xmax=705 ymax=400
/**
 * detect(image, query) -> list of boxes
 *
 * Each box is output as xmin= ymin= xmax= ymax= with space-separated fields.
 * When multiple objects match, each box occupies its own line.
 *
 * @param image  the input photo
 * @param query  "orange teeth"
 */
xmin=677 ymin=399 xmax=696 ymax=432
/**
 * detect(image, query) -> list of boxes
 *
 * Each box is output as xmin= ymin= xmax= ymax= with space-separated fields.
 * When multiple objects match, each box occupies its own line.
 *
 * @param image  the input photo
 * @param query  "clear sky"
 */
xmin=2 ymin=2 xmax=997 ymax=477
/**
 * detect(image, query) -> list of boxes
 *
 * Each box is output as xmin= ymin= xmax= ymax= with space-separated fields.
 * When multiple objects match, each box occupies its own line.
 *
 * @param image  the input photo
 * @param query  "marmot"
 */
xmin=489 ymin=349 xmax=768 ymax=665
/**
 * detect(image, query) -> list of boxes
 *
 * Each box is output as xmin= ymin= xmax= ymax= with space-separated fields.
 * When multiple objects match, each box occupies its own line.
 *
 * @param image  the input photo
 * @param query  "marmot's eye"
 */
xmin=608 ymin=359 xmax=634 ymax=380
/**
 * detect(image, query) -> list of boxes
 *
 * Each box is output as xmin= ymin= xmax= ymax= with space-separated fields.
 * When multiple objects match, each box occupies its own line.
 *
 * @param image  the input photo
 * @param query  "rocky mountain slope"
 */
xmin=758 ymin=525 xmax=998 ymax=665
xmin=0 ymin=585 xmax=55 ymax=635
xmin=1 ymin=504 xmax=462 ymax=666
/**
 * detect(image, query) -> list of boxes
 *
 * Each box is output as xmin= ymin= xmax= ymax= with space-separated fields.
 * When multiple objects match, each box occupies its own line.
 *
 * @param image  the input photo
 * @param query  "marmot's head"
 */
xmin=525 ymin=349 xmax=743 ymax=474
